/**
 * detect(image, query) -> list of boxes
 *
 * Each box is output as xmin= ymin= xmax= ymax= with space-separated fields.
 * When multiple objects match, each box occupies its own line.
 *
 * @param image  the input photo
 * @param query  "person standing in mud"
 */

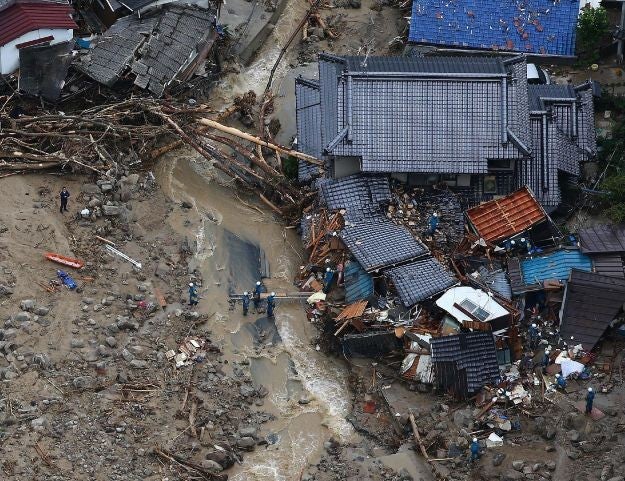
xmin=242 ymin=291 xmax=250 ymax=316
xmin=59 ymin=187 xmax=70 ymax=213
xmin=253 ymin=281 xmax=262 ymax=310
xmin=188 ymin=282 xmax=199 ymax=306
xmin=266 ymin=292 xmax=276 ymax=318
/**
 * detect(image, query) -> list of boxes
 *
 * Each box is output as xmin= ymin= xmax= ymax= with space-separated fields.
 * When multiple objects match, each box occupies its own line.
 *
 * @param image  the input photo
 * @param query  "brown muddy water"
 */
xmin=156 ymin=152 xmax=356 ymax=480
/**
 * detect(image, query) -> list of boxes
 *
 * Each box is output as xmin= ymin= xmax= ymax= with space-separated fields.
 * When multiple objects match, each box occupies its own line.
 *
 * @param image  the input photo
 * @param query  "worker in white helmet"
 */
xmin=253 ymin=281 xmax=262 ymax=310
xmin=267 ymin=291 xmax=276 ymax=318
xmin=528 ymin=323 xmax=539 ymax=349
xmin=242 ymin=291 xmax=250 ymax=316
xmin=585 ymin=387 xmax=595 ymax=414
xmin=555 ymin=373 xmax=566 ymax=390
xmin=470 ymin=437 xmax=480 ymax=462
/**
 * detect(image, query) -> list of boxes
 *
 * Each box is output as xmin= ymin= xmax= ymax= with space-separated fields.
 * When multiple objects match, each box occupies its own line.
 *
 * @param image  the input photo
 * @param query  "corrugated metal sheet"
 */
xmin=344 ymin=261 xmax=374 ymax=303
xmin=579 ymin=224 xmax=625 ymax=254
xmin=431 ymin=331 xmax=500 ymax=396
xmin=408 ymin=0 xmax=580 ymax=57
xmin=559 ymin=269 xmax=625 ymax=350
xmin=466 ymin=187 xmax=546 ymax=243
xmin=521 ymin=249 xmax=592 ymax=285
xmin=0 ymin=2 xmax=77 ymax=46
xmin=341 ymin=219 xmax=429 ymax=272
xmin=18 ymin=40 xmax=73 ymax=101
xmin=386 ymin=257 xmax=456 ymax=307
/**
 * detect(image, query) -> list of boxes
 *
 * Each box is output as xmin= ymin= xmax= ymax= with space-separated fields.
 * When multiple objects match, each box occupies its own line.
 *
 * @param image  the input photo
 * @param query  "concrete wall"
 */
xmin=0 ymin=28 xmax=73 ymax=75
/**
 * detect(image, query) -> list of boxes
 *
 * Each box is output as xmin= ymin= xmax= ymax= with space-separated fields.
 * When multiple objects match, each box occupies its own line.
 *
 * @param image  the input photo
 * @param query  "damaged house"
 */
xmin=295 ymin=53 xmax=596 ymax=211
xmin=78 ymin=4 xmax=217 ymax=96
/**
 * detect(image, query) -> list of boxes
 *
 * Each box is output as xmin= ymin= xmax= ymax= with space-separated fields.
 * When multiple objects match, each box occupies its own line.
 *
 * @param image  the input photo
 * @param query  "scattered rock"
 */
xmin=492 ymin=452 xmax=506 ymax=467
xmin=200 ymin=460 xmax=223 ymax=473
xmin=13 ymin=311 xmax=31 ymax=323
xmin=130 ymin=359 xmax=148 ymax=369
xmin=70 ymin=338 xmax=86 ymax=348
xmin=501 ymin=470 xmax=524 ymax=481
xmin=20 ymin=299 xmax=35 ymax=311
xmin=73 ymin=376 xmax=95 ymax=389
xmin=512 ymin=460 xmax=525 ymax=472
xmin=105 ymin=337 xmax=118 ymax=348
xmin=103 ymin=204 xmax=121 ymax=216
xmin=237 ymin=437 xmax=256 ymax=450
xmin=545 ymin=461 xmax=556 ymax=471
xmin=31 ymin=416 xmax=49 ymax=432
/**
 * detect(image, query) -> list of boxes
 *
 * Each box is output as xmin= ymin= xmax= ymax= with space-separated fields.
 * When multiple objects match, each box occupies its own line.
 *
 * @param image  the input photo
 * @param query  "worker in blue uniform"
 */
xmin=266 ymin=292 xmax=276 ymax=318
xmin=585 ymin=387 xmax=595 ymax=414
xmin=253 ymin=281 xmax=262 ymax=310
xmin=242 ymin=291 xmax=250 ymax=316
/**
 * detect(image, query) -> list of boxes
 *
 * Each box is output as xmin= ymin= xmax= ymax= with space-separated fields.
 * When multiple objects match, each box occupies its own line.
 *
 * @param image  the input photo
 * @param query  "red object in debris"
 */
xmin=506 ymin=39 xmax=515 ymax=49
xmin=435 ymin=11 xmax=443 ymax=20
xmin=363 ymin=400 xmax=376 ymax=414
xmin=44 ymin=252 xmax=84 ymax=269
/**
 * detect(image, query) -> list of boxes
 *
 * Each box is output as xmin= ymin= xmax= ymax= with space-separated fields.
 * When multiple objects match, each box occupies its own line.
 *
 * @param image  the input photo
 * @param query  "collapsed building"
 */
xmin=295 ymin=53 xmax=596 ymax=211
xmin=78 ymin=4 xmax=218 ymax=96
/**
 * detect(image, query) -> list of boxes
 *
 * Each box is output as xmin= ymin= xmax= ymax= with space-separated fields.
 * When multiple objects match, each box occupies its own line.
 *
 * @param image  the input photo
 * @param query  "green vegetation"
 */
xmin=576 ymin=6 xmax=610 ymax=64
xmin=283 ymin=155 xmax=299 ymax=180
xmin=596 ymin=95 xmax=625 ymax=222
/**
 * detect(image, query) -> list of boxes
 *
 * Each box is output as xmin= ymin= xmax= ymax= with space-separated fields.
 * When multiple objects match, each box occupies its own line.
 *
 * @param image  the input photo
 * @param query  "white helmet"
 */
xmin=256 ymin=281 xmax=261 ymax=286
xmin=271 ymin=292 xmax=275 ymax=297
xmin=532 ymin=323 xmax=536 ymax=328
xmin=588 ymin=387 xmax=593 ymax=392
xmin=472 ymin=438 xmax=477 ymax=442
xmin=326 ymin=267 xmax=331 ymax=272
xmin=243 ymin=291 xmax=248 ymax=295
xmin=189 ymin=283 xmax=194 ymax=287
xmin=510 ymin=240 xmax=516 ymax=245
xmin=555 ymin=373 xmax=560 ymax=378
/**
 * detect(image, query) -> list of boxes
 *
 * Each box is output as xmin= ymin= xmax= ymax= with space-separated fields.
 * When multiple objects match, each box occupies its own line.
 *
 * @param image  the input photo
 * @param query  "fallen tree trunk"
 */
xmin=198 ymin=118 xmax=324 ymax=166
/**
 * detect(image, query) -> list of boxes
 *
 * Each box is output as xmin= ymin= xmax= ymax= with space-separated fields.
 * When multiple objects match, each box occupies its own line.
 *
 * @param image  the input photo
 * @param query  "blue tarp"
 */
xmin=344 ymin=261 xmax=374 ymax=303
xmin=57 ymin=270 xmax=77 ymax=290
xmin=408 ymin=0 xmax=580 ymax=56
xmin=520 ymin=249 xmax=592 ymax=285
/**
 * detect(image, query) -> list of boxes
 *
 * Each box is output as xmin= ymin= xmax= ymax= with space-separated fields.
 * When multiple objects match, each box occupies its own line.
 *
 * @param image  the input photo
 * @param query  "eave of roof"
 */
xmin=0 ymin=2 xmax=77 ymax=46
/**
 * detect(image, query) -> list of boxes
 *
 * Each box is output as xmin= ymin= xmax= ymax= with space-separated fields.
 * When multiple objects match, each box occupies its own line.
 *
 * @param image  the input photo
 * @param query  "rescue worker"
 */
xmin=242 ymin=291 xmax=250 ymax=316
xmin=469 ymin=438 xmax=480 ymax=462
xmin=267 ymin=292 xmax=276 ymax=318
xmin=542 ymin=348 xmax=551 ymax=373
xmin=528 ymin=323 xmax=539 ymax=349
xmin=188 ymin=283 xmax=199 ymax=306
xmin=585 ymin=387 xmax=595 ymax=415
xmin=253 ymin=281 xmax=262 ymax=310
xmin=60 ymin=187 xmax=70 ymax=213
xmin=323 ymin=267 xmax=334 ymax=294
xmin=555 ymin=373 xmax=566 ymax=390
xmin=428 ymin=212 xmax=439 ymax=235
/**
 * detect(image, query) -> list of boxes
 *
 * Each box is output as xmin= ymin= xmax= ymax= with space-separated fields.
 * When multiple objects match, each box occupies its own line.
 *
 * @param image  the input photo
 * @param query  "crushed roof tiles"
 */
xmin=386 ymin=257 xmax=456 ymax=307
xmin=579 ymin=224 xmax=625 ymax=255
xmin=476 ymin=267 xmax=512 ymax=299
xmin=79 ymin=5 xmax=216 ymax=96
xmin=340 ymin=218 xmax=428 ymax=272
xmin=466 ymin=187 xmax=546 ymax=243
xmin=319 ymin=174 xmax=391 ymax=220
xmin=344 ymin=261 xmax=374 ymax=303
xmin=430 ymin=331 xmax=500 ymax=395
xmin=342 ymin=331 xmax=402 ymax=358
xmin=408 ymin=0 xmax=580 ymax=56
xmin=520 ymin=249 xmax=592 ymax=285
xmin=559 ymin=269 xmax=625 ymax=351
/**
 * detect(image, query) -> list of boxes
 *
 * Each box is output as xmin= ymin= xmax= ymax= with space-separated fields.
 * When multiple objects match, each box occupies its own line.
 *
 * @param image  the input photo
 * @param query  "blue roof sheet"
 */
xmin=344 ymin=261 xmax=374 ymax=303
xmin=520 ymin=249 xmax=592 ymax=285
xmin=408 ymin=0 xmax=580 ymax=57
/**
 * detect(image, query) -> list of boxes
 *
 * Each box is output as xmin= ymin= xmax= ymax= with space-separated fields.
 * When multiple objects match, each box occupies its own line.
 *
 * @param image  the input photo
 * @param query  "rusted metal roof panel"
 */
xmin=466 ymin=186 xmax=547 ymax=243
xmin=336 ymin=299 xmax=368 ymax=321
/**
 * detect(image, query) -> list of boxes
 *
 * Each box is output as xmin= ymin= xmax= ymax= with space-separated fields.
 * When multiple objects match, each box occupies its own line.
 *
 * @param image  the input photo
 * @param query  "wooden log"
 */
xmin=409 ymin=412 xmax=430 ymax=460
xmin=198 ymin=118 xmax=324 ymax=166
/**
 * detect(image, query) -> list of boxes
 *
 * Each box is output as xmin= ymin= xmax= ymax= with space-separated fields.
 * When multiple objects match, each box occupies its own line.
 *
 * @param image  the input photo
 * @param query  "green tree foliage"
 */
xmin=577 ymin=6 xmax=610 ymax=62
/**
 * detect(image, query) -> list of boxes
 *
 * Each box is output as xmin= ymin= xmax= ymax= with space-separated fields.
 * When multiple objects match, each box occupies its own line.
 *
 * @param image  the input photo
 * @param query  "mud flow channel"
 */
xmin=157 ymin=153 xmax=356 ymax=480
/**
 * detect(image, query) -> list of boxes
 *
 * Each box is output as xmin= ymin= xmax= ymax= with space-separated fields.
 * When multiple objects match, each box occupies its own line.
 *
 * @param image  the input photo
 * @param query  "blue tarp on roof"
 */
xmin=344 ymin=261 xmax=374 ymax=303
xmin=520 ymin=249 xmax=592 ymax=285
xmin=408 ymin=0 xmax=580 ymax=57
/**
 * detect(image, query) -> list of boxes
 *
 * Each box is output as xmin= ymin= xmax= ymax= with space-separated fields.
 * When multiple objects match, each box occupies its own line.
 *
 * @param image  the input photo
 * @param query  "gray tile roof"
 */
xmin=78 ymin=15 xmax=157 ymax=86
xmin=592 ymin=254 xmax=625 ymax=279
xmin=79 ymin=5 xmax=216 ymax=96
xmin=386 ymin=257 xmax=456 ymax=307
xmin=528 ymin=84 xmax=576 ymax=112
xmin=343 ymin=56 xmax=507 ymax=75
xmin=430 ymin=331 xmax=500 ymax=395
xmin=295 ymin=77 xmax=322 ymax=182
xmin=319 ymin=174 xmax=391 ymax=220
xmin=477 ymin=267 xmax=512 ymax=300
xmin=340 ymin=218 xmax=428 ymax=272
xmin=321 ymin=54 xmax=530 ymax=174
xmin=579 ymin=224 xmax=625 ymax=254
xmin=559 ymin=269 xmax=625 ymax=350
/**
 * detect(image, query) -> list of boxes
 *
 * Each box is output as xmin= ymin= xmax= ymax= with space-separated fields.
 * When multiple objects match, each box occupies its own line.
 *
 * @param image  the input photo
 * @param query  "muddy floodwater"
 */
xmin=157 ymin=153 xmax=356 ymax=480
